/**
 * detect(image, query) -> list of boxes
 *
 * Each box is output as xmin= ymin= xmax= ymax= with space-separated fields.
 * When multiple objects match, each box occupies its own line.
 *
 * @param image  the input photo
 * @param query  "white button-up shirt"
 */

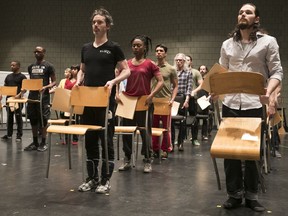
xmin=219 ymin=32 xmax=283 ymax=110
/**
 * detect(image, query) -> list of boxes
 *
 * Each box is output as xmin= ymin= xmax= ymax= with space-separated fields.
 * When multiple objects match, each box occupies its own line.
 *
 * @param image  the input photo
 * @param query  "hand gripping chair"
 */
xmin=7 ymin=79 xmax=43 ymax=127
xmin=0 ymin=86 xmax=18 ymax=126
xmin=209 ymin=72 xmax=267 ymax=192
xmin=46 ymin=86 xmax=110 ymax=180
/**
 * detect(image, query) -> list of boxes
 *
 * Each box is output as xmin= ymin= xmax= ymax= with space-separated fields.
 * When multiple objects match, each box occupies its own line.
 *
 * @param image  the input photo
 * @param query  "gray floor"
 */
xmin=0 ymin=126 xmax=288 ymax=216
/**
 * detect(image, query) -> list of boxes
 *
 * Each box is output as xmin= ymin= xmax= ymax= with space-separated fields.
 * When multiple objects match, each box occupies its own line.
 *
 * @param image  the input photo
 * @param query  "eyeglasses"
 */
xmin=176 ymin=59 xmax=184 ymax=62
xmin=34 ymin=51 xmax=43 ymax=54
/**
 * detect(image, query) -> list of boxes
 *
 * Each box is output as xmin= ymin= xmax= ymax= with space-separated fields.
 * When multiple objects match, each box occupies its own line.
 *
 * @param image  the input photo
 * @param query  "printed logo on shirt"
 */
xmin=100 ymin=49 xmax=111 ymax=55
xmin=31 ymin=65 xmax=45 ymax=75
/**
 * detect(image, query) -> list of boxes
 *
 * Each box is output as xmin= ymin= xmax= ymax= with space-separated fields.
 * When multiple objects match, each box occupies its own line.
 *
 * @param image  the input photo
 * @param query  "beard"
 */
xmin=237 ymin=20 xmax=254 ymax=30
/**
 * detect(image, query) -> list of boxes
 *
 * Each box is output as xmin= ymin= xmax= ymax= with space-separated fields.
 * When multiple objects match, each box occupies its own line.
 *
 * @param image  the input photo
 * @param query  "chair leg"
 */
xmin=46 ymin=133 xmax=52 ymax=178
xmin=212 ymin=157 xmax=221 ymax=190
xmin=132 ymin=133 xmax=136 ymax=167
xmin=82 ymin=136 xmax=85 ymax=181
xmin=103 ymin=136 xmax=110 ymax=176
xmin=68 ymin=134 xmax=72 ymax=170
xmin=117 ymin=134 xmax=120 ymax=160
xmin=158 ymin=134 xmax=163 ymax=164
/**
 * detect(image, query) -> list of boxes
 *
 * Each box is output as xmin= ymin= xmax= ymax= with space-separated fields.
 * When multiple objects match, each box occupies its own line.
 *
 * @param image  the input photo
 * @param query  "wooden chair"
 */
xmin=209 ymin=71 xmax=266 ymax=191
xmin=115 ymin=95 xmax=148 ymax=167
xmin=171 ymin=95 xmax=187 ymax=150
xmin=48 ymin=87 xmax=83 ymax=143
xmin=0 ymin=86 xmax=18 ymax=126
xmin=46 ymin=86 xmax=110 ymax=179
xmin=7 ymin=79 xmax=43 ymax=126
xmin=151 ymin=97 xmax=172 ymax=162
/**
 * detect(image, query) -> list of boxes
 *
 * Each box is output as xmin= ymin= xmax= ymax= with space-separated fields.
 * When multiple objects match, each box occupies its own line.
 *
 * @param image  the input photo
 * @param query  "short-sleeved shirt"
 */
xmin=81 ymin=41 xmax=125 ymax=97
xmin=125 ymin=59 xmax=160 ymax=96
xmin=190 ymin=68 xmax=203 ymax=90
xmin=27 ymin=60 xmax=55 ymax=103
xmin=152 ymin=62 xmax=177 ymax=98
xmin=4 ymin=72 xmax=27 ymax=97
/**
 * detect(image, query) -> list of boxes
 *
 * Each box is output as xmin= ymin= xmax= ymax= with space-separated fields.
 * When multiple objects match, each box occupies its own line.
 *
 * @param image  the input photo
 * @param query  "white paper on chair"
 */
xmin=197 ymin=95 xmax=211 ymax=110
xmin=115 ymin=93 xmax=138 ymax=119
xmin=171 ymin=101 xmax=180 ymax=116
xmin=241 ymin=133 xmax=259 ymax=142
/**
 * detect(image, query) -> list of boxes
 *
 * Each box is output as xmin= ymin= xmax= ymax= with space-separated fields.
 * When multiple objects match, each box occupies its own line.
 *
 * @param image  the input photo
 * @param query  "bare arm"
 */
xmin=260 ymin=78 xmax=281 ymax=105
xmin=146 ymin=73 xmax=164 ymax=105
xmin=191 ymin=79 xmax=203 ymax=96
xmin=105 ymin=59 xmax=130 ymax=90
xmin=170 ymin=77 xmax=178 ymax=105
xmin=75 ymin=63 xmax=85 ymax=86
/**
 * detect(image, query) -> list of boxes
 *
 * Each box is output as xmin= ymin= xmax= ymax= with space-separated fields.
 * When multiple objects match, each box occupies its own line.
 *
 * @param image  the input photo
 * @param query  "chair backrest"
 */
xmin=71 ymin=86 xmax=110 ymax=108
xmin=135 ymin=95 xmax=149 ymax=111
xmin=210 ymin=72 xmax=265 ymax=95
xmin=153 ymin=98 xmax=171 ymax=116
xmin=51 ymin=87 xmax=84 ymax=114
xmin=0 ymin=86 xmax=17 ymax=96
xmin=22 ymin=79 xmax=43 ymax=91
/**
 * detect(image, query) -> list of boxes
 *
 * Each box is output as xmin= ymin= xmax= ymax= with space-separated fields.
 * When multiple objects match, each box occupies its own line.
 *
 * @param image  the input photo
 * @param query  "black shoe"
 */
xmin=1 ymin=135 xmax=12 ymax=140
xmin=16 ymin=136 xmax=22 ymax=142
xmin=245 ymin=199 xmax=265 ymax=212
xmin=223 ymin=197 xmax=242 ymax=209
xmin=24 ymin=143 xmax=39 ymax=151
xmin=37 ymin=143 xmax=48 ymax=152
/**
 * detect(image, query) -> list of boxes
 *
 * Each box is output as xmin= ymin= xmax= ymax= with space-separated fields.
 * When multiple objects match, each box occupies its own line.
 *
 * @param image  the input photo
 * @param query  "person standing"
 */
xmin=186 ymin=55 xmax=203 ymax=146
xmin=118 ymin=35 xmax=163 ymax=173
xmin=1 ymin=61 xmax=26 ymax=141
xmin=171 ymin=53 xmax=192 ymax=151
xmin=152 ymin=44 xmax=178 ymax=159
xmin=75 ymin=8 xmax=130 ymax=193
xmin=217 ymin=3 xmax=283 ymax=212
xmin=24 ymin=46 xmax=56 ymax=152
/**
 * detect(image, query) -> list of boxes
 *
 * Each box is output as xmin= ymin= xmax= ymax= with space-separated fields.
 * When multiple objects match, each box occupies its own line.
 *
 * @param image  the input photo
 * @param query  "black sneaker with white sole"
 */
xmin=37 ymin=143 xmax=48 ymax=152
xmin=24 ymin=143 xmax=39 ymax=151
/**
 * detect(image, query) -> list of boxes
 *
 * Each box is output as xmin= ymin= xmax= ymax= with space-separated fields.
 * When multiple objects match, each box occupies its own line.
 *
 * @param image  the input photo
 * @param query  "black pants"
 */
xmin=122 ymin=104 xmax=153 ymax=160
xmin=82 ymin=102 xmax=115 ymax=179
xmin=6 ymin=104 xmax=23 ymax=137
xmin=222 ymin=104 xmax=263 ymax=200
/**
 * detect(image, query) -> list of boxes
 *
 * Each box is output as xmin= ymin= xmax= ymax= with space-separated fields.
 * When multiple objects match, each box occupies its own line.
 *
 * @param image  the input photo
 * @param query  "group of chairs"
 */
xmin=0 ymin=79 xmax=43 ymax=127
xmin=1 ymin=72 xmax=285 ymax=193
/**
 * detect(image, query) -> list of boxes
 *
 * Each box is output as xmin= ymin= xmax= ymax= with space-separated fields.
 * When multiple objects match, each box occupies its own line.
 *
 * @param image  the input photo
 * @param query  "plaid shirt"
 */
xmin=177 ymin=70 xmax=193 ymax=96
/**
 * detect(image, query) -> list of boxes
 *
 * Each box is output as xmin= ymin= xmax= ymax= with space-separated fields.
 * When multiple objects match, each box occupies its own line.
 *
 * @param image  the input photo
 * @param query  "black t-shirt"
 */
xmin=27 ymin=60 xmax=55 ymax=101
xmin=4 ymin=72 xmax=27 ymax=94
xmin=81 ymin=41 xmax=125 ymax=92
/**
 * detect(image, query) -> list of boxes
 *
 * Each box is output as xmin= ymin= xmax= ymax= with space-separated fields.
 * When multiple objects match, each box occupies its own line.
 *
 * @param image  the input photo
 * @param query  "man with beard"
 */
xmin=216 ymin=3 xmax=283 ymax=212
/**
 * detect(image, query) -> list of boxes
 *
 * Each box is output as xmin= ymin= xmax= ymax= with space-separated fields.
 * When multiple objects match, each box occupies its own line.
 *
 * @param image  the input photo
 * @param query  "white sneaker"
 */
xmin=96 ymin=180 xmax=111 ymax=194
xmin=118 ymin=157 xmax=131 ymax=171
xmin=78 ymin=178 xmax=98 ymax=192
xmin=143 ymin=162 xmax=152 ymax=173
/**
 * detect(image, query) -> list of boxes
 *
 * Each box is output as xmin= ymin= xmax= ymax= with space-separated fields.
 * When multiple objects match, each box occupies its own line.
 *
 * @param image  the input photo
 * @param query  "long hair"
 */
xmin=130 ymin=35 xmax=152 ymax=58
xmin=228 ymin=3 xmax=267 ymax=41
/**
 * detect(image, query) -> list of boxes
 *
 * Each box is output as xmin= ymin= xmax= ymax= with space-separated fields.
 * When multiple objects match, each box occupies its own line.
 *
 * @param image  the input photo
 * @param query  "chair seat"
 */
xmin=47 ymin=125 xmax=88 ymax=135
xmin=7 ymin=97 xmax=40 ymax=103
xmin=69 ymin=124 xmax=102 ymax=130
xmin=115 ymin=126 xmax=138 ymax=133
xmin=151 ymin=128 xmax=167 ymax=137
xmin=48 ymin=119 xmax=69 ymax=125
xmin=172 ymin=115 xmax=185 ymax=121
xmin=210 ymin=117 xmax=262 ymax=160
